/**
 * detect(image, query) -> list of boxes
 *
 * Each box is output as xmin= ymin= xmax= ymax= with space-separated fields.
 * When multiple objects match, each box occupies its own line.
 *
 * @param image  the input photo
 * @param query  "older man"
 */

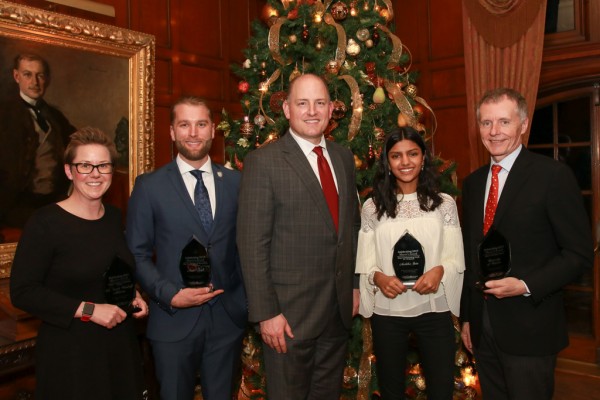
xmin=460 ymin=88 xmax=593 ymax=400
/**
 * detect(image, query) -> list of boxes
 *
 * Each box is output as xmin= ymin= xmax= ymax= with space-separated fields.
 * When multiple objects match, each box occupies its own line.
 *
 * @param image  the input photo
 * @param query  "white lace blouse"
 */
xmin=355 ymin=192 xmax=465 ymax=318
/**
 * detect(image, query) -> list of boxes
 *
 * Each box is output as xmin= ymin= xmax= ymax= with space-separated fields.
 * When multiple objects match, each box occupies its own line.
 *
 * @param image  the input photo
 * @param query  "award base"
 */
xmin=403 ymin=281 xmax=416 ymax=289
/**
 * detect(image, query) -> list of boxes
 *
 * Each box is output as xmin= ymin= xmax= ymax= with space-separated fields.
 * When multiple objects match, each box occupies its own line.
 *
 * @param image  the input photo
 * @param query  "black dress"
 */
xmin=10 ymin=204 xmax=145 ymax=399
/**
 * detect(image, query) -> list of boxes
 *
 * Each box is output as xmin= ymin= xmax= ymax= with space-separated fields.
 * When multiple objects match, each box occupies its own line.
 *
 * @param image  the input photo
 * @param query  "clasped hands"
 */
xmin=373 ymin=266 xmax=444 ymax=299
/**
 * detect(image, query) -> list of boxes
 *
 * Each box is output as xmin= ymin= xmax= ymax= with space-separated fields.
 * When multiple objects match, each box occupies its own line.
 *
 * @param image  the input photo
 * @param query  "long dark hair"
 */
xmin=372 ymin=127 xmax=442 ymax=219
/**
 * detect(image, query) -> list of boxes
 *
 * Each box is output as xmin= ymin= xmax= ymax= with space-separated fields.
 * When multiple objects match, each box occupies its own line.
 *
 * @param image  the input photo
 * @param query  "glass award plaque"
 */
xmin=476 ymin=227 xmax=511 ymax=290
xmin=392 ymin=230 xmax=425 ymax=288
xmin=179 ymin=236 xmax=211 ymax=288
xmin=104 ymin=257 xmax=140 ymax=314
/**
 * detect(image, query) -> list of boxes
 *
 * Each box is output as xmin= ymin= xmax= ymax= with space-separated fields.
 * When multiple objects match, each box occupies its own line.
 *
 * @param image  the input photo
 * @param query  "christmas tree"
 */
xmin=219 ymin=1 xmax=475 ymax=399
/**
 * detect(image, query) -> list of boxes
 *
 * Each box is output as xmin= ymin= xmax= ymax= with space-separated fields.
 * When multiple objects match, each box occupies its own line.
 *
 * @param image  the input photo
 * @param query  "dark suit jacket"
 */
xmin=237 ymin=132 xmax=360 ymax=339
xmin=126 ymin=160 xmax=247 ymax=342
xmin=460 ymin=148 xmax=593 ymax=356
xmin=0 ymin=95 xmax=75 ymax=227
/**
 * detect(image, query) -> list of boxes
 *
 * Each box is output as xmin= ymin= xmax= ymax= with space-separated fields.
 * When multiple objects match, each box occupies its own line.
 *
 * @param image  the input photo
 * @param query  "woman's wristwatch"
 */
xmin=81 ymin=302 xmax=95 ymax=322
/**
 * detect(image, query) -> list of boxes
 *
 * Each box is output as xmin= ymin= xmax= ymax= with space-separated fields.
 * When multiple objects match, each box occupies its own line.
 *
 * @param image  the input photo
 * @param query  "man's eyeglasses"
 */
xmin=71 ymin=162 xmax=114 ymax=174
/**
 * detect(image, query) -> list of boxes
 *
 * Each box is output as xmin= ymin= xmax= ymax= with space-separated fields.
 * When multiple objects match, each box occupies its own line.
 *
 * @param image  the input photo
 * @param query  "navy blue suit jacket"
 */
xmin=126 ymin=160 xmax=247 ymax=342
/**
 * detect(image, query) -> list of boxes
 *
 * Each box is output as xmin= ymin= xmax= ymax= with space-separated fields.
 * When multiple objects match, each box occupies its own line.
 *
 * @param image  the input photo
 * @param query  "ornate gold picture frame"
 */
xmin=0 ymin=1 xmax=155 ymax=277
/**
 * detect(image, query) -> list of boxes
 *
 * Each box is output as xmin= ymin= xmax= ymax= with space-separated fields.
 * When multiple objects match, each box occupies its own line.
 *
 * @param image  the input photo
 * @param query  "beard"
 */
xmin=174 ymin=138 xmax=212 ymax=162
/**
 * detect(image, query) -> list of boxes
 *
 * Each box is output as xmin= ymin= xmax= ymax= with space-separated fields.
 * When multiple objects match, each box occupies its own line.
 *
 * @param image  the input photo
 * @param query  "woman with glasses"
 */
xmin=10 ymin=127 xmax=148 ymax=399
xmin=355 ymin=127 xmax=465 ymax=400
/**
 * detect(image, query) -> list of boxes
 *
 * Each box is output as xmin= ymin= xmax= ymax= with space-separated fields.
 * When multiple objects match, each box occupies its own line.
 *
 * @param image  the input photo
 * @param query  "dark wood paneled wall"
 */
xmin=14 ymin=0 xmax=599 ymax=185
xmin=393 ymin=0 xmax=470 ymax=183
xmin=126 ymin=0 xmax=261 ymax=167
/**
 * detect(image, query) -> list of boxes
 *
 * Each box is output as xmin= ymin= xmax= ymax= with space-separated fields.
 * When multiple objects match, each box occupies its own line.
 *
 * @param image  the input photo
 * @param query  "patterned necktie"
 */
xmin=24 ymin=101 xmax=49 ymax=133
xmin=189 ymin=170 xmax=213 ymax=232
xmin=313 ymin=146 xmax=339 ymax=232
xmin=483 ymin=164 xmax=502 ymax=235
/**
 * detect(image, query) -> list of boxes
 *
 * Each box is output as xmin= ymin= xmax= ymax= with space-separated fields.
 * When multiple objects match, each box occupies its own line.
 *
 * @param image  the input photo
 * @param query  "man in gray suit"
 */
xmin=126 ymin=97 xmax=247 ymax=400
xmin=237 ymin=73 xmax=360 ymax=400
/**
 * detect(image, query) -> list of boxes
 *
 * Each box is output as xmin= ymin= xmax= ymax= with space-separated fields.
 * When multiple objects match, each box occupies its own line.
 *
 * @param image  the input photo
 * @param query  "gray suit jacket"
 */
xmin=237 ymin=132 xmax=360 ymax=339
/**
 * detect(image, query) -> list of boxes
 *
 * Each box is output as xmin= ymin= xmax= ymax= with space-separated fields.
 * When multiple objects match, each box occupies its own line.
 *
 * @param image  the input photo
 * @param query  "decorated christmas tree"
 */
xmin=218 ymin=1 xmax=476 ymax=399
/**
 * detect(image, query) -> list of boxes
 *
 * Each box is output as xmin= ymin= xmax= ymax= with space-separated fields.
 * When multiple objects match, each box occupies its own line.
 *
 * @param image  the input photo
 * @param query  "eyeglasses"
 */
xmin=71 ymin=162 xmax=114 ymax=174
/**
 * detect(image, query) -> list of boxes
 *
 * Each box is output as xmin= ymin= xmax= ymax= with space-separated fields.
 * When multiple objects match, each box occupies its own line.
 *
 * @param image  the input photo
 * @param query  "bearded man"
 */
xmin=126 ymin=96 xmax=247 ymax=400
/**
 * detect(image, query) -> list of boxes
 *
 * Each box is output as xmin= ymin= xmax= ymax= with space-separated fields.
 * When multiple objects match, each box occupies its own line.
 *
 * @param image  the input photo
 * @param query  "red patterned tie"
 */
xmin=313 ymin=146 xmax=339 ymax=232
xmin=483 ymin=164 xmax=502 ymax=235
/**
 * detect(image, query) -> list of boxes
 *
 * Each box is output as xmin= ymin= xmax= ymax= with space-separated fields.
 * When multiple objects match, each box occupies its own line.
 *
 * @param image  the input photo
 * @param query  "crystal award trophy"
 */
xmin=179 ymin=236 xmax=211 ymax=288
xmin=476 ymin=227 xmax=511 ymax=290
xmin=104 ymin=256 xmax=140 ymax=314
xmin=392 ymin=231 xmax=425 ymax=288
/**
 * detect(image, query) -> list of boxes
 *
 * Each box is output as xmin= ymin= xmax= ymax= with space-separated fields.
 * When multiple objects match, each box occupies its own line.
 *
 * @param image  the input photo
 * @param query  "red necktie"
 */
xmin=313 ymin=146 xmax=339 ymax=231
xmin=483 ymin=164 xmax=502 ymax=235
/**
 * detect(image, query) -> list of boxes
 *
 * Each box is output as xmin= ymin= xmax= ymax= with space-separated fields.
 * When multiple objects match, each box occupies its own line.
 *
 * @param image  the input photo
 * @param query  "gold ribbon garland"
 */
xmin=374 ymin=23 xmax=403 ymax=70
xmin=384 ymin=79 xmax=416 ymax=127
xmin=357 ymin=319 xmax=374 ymax=400
xmin=324 ymin=13 xmax=347 ymax=68
xmin=384 ymin=80 xmax=438 ymax=137
xmin=268 ymin=17 xmax=291 ymax=66
xmin=338 ymin=74 xmax=363 ymax=141
xmin=414 ymin=95 xmax=437 ymax=138
xmin=259 ymin=69 xmax=282 ymax=126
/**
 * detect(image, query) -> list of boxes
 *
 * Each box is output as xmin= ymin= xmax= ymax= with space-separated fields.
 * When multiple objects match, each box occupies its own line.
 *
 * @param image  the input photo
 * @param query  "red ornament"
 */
xmin=287 ymin=8 xmax=298 ymax=19
xmin=238 ymin=80 xmax=250 ymax=93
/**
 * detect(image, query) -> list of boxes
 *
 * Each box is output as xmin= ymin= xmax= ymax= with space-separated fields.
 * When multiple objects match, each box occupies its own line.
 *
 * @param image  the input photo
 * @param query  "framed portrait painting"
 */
xmin=0 ymin=1 xmax=155 ymax=275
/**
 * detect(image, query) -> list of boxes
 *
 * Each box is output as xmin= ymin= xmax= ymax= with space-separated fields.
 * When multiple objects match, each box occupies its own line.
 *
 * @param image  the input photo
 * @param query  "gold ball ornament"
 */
xmin=365 ymin=39 xmax=374 ymax=48
xmin=346 ymin=38 xmax=361 ymax=56
xmin=289 ymin=34 xmax=297 ymax=44
xmin=325 ymin=60 xmax=341 ymax=75
xmin=405 ymin=83 xmax=418 ymax=98
xmin=331 ymin=1 xmax=349 ymax=21
xmin=332 ymin=100 xmax=347 ymax=119
xmin=356 ymin=28 xmax=370 ymax=41
xmin=240 ymin=116 xmax=255 ymax=138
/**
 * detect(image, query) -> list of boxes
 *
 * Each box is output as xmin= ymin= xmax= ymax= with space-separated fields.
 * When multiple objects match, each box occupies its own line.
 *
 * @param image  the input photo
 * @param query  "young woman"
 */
xmin=11 ymin=127 xmax=148 ymax=399
xmin=356 ymin=127 xmax=465 ymax=399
